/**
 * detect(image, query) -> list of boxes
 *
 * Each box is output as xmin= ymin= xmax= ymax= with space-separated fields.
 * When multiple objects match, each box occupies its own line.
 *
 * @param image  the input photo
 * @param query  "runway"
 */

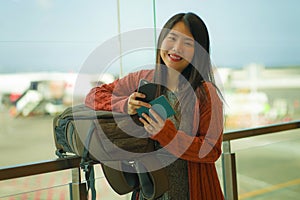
xmin=0 ymin=107 xmax=299 ymax=199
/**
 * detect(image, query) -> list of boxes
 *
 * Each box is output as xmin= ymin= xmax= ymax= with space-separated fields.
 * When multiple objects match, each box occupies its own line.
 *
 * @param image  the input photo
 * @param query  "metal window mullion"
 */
xmin=222 ymin=140 xmax=238 ymax=200
xmin=69 ymin=167 xmax=87 ymax=200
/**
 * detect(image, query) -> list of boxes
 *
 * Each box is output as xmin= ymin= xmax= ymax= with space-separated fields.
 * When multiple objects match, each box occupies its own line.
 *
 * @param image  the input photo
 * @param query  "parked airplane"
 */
xmin=0 ymin=72 xmax=115 ymax=116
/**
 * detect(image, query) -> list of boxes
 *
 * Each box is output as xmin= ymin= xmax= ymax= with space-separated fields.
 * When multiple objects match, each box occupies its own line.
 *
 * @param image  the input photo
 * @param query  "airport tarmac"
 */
xmin=0 ymin=107 xmax=299 ymax=199
xmin=0 ymin=107 xmax=131 ymax=200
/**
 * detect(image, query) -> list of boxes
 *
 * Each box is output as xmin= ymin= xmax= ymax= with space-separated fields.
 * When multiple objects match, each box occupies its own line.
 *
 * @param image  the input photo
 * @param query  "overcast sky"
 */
xmin=0 ymin=0 xmax=300 ymax=73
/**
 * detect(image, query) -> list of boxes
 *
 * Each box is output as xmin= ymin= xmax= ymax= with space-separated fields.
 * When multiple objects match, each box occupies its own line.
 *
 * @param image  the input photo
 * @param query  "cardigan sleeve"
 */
xmin=85 ymin=69 xmax=154 ymax=112
xmin=151 ymin=82 xmax=223 ymax=163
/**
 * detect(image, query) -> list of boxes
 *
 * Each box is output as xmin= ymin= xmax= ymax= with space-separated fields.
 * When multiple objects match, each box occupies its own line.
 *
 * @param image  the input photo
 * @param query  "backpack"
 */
xmin=53 ymin=104 xmax=169 ymax=200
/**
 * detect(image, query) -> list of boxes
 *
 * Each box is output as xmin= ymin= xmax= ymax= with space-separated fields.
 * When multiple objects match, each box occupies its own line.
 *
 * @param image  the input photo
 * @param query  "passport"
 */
xmin=136 ymin=95 xmax=175 ymax=120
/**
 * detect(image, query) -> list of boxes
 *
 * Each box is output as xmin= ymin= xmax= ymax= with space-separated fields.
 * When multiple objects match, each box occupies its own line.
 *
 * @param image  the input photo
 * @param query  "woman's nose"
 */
xmin=172 ymin=40 xmax=183 ymax=54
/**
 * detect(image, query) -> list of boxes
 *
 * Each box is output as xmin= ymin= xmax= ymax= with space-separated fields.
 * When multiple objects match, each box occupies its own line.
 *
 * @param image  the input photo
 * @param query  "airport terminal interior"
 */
xmin=0 ymin=1 xmax=299 ymax=199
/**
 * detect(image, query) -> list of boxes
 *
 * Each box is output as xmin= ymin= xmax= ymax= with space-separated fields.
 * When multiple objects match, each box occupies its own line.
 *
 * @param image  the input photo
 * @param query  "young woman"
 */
xmin=85 ymin=12 xmax=224 ymax=200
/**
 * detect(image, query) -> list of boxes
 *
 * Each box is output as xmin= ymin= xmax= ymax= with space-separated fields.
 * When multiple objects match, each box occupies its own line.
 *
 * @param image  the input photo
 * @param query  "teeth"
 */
xmin=170 ymin=54 xmax=181 ymax=60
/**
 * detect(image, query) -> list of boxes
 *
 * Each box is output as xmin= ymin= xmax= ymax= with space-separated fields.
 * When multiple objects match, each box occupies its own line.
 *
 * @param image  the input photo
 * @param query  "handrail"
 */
xmin=223 ymin=120 xmax=300 ymax=141
xmin=0 ymin=156 xmax=81 ymax=181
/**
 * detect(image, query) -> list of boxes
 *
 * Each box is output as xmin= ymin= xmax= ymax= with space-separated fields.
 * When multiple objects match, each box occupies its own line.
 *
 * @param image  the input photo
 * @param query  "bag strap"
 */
xmin=80 ymin=122 xmax=97 ymax=200
xmin=134 ymin=161 xmax=154 ymax=199
xmin=83 ymin=165 xmax=96 ymax=200
xmin=134 ymin=156 xmax=169 ymax=200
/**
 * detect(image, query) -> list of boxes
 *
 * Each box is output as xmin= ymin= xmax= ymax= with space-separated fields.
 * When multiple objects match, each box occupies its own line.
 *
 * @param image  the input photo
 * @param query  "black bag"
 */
xmin=53 ymin=104 xmax=169 ymax=200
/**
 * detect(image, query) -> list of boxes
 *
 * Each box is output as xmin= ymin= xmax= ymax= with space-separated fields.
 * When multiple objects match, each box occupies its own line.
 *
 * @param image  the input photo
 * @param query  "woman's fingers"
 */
xmin=141 ymin=112 xmax=154 ymax=124
xmin=139 ymin=109 xmax=165 ymax=135
xmin=139 ymin=116 xmax=155 ymax=134
xmin=128 ymin=92 xmax=166 ymax=135
xmin=131 ymin=92 xmax=145 ymax=100
xmin=127 ymin=92 xmax=151 ymax=115
xmin=149 ymin=109 xmax=164 ymax=124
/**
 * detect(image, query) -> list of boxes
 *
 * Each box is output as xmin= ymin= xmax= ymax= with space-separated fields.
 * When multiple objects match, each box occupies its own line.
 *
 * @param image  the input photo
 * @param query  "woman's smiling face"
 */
xmin=160 ymin=21 xmax=195 ymax=73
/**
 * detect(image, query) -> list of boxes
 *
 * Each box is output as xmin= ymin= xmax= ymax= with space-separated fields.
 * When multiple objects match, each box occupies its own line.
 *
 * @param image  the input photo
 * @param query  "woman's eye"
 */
xmin=185 ymin=42 xmax=193 ymax=47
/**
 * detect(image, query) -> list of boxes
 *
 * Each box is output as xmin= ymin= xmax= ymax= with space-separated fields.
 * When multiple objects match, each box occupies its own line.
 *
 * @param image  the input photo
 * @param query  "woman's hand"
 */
xmin=139 ymin=109 xmax=165 ymax=136
xmin=127 ymin=92 xmax=151 ymax=115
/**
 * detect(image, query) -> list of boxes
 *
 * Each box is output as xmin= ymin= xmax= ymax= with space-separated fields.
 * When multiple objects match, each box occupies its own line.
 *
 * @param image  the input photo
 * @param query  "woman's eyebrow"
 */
xmin=169 ymin=32 xmax=178 ymax=37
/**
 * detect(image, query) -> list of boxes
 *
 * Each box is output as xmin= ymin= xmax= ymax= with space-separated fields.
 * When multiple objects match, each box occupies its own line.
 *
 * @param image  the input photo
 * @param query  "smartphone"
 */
xmin=138 ymin=79 xmax=150 ymax=88
xmin=137 ymin=79 xmax=157 ymax=103
xmin=136 ymin=95 xmax=175 ymax=120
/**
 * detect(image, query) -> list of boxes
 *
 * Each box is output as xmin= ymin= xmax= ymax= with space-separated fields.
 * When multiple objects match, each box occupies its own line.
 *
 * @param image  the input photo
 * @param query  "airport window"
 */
xmin=0 ymin=0 xmax=156 ymax=166
xmin=1 ymin=1 xmax=300 ymax=199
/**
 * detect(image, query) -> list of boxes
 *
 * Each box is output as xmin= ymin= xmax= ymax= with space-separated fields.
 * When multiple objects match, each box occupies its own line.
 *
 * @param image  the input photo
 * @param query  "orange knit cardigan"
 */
xmin=85 ymin=69 xmax=225 ymax=200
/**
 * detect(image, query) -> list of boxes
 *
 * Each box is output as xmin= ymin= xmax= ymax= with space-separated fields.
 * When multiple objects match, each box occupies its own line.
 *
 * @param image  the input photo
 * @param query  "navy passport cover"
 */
xmin=137 ymin=95 xmax=175 ymax=120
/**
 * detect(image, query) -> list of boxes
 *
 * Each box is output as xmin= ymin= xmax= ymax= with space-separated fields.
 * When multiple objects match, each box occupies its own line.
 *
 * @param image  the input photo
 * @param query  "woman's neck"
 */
xmin=167 ymin=69 xmax=180 ymax=92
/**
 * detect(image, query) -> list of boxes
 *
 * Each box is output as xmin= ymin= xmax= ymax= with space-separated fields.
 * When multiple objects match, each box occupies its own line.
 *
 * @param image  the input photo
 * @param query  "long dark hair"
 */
xmin=154 ymin=12 xmax=220 ymax=102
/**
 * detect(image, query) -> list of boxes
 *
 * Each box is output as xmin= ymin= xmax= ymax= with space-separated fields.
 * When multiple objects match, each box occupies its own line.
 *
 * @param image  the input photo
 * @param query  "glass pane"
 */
xmin=224 ymin=65 xmax=300 ymax=131
xmin=216 ymin=158 xmax=224 ymax=192
xmin=0 ymin=170 xmax=71 ymax=199
xmin=231 ymin=130 xmax=300 ymax=199
xmin=0 ymin=184 xmax=70 ymax=200
xmin=0 ymin=1 xmax=118 ymax=73
xmin=116 ymin=0 xmax=156 ymax=77
xmin=0 ymin=109 xmax=57 ymax=167
xmin=0 ymin=1 xmax=121 ymax=166
xmin=153 ymin=0 xmax=300 ymax=130
xmin=0 ymin=166 xmax=133 ymax=200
